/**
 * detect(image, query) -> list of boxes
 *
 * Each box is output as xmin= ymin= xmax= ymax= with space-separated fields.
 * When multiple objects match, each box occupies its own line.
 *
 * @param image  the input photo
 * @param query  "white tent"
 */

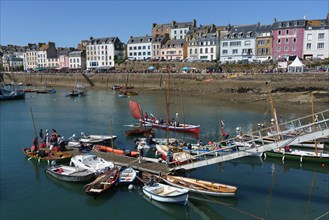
xmin=288 ymin=56 xmax=304 ymax=73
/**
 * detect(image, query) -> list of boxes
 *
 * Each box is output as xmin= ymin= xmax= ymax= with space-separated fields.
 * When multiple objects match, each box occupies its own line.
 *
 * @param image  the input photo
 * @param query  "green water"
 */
xmin=1 ymin=88 xmax=328 ymax=220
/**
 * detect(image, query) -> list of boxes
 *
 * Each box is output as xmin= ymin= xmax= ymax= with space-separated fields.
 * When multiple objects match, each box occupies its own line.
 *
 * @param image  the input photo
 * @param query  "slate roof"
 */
xmin=127 ymin=36 xmax=154 ymax=44
xmin=163 ymin=39 xmax=186 ymax=48
xmin=273 ymin=19 xmax=306 ymax=29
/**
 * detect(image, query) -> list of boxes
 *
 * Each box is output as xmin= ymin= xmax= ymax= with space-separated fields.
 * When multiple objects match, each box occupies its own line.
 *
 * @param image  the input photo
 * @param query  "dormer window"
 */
xmin=247 ymin=31 xmax=252 ymax=37
xmin=238 ymin=32 xmax=243 ymax=38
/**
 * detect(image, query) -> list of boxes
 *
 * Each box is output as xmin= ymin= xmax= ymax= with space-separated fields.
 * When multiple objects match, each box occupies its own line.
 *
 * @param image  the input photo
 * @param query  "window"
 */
xmin=200 ymin=48 xmax=203 ymax=54
xmin=306 ymin=43 xmax=311 ymax=50
xmin=277 ymin=46 xmax=281 ymax=52
xmin=284 ymin=46 xmax=289 ymax=51
xmin=194 ymin=48 xmax=197 ymax=54
xmin=245 ymin=41 xmax=251 ymax=46
xmin=286 ymin=30 xmax=289 ymax=34
xmin=222 ymin=50 xmax=228 ymax=54
xmin=293 ymin=38 xmax=297 ymax=43
xmin=232 ymin=49 xmax=238 ymax=54
xmin=210 ymin=48 xmax=214 ymax=53
xmin=190 ymin=49 xmax=192 ymax=54
xmin=278 ymin=39 xmax=281 ymax=44
xmin=317 ymin=43 xmax=324 ymax=49
xmin=205 ymin=48 xmax=208 ymax=53
xmin=292 ymin=46 xmax=296 ymax=51
xmin=318 ymin=33 xmax=325 ymax=40
xmin=285 ymin=39 xmax=289 ymax=44
xmin=278 ymin=30 xmax=281 ymax=35
xmin=258 ymin=40 xmax=264 ymax=45
xmin=223 ymin=42 xmax=228 ymax=47
xmin=293 ymin=29 xmax=297 ymax=34
xmin=307 ymin=34 xmax=312 ymax=41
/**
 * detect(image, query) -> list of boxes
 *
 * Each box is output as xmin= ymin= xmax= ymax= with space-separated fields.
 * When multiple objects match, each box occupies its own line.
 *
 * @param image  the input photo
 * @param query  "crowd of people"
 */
xmin=30 ymin=128 xmax=66 ymax=156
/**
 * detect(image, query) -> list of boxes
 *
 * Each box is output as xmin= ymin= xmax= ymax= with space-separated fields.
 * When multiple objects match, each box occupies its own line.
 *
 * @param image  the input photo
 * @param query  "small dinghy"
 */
xmin=119 ymin=166 xmax=138 ymax=184
xmin=142 ymin=181 xmax=188 ymax=206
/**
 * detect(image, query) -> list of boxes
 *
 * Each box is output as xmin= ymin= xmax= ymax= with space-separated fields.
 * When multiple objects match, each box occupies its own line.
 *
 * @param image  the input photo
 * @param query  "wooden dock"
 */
xmin=67 ymin=148 xmax=169 ymax=175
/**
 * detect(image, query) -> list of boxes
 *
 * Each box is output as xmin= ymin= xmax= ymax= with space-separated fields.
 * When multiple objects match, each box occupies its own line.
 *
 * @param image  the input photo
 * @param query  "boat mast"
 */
xmin=269 ymin=93 xmax=280 ymax=141
xmin=109 ymin=119 xmax=115 ymax=166
xmin=30 ymin=106 xmax=39 ymax=151
xmin=218 ymin=110 xmax=223 ymax=142
xmin=166 ymin=64 xmax=171 ymax=146
xmin=311 ymin=93 xmax=318 ymax=156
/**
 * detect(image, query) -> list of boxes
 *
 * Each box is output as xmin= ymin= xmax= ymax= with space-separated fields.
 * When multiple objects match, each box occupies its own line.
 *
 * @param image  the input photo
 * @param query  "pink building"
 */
xmin=272 ymin=19 xmax=306 ymax=61
xmin=58 ymin=54 xmax=69 ymax=68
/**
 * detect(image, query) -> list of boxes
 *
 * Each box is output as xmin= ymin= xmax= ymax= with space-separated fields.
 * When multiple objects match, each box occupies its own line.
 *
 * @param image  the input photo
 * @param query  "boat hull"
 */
xmin=264 ymin=151 xmax=329 ymax=164
xmin=45 ymin=165 xmax=95 ymax=182
xmin=22 ymin=148 xmax=72 ymax=163
xmin=161 ymin=175 xmax=238 ymax=197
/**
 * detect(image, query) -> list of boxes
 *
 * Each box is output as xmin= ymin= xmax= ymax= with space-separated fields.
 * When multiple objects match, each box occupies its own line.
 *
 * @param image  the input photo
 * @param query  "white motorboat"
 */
xmin=70 ymin=154 xmax=114 ymax=173
xmin=142 ymin=182 xmax=189 ymax=205
xmin=45 ymin=164 xmax=96 ymax=182
xmin=68 ymin=132 xmax=117 ymax=147
xmin=119 ymin=166 xmax=138 ymax=184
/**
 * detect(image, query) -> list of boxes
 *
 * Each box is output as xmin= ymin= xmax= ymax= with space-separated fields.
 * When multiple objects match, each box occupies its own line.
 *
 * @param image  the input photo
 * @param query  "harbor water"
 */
xmin=1 ymin=88 xmax=328 ymax=220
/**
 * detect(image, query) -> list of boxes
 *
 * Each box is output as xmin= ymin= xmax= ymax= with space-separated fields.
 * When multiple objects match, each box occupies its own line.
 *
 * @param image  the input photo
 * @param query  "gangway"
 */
xmin=170 ymin=109 xmax=329 ymax=171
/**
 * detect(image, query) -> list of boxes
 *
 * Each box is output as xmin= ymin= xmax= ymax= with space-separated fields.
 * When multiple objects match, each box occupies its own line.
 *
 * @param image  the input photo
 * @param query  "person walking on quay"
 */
xmin=138 ymin=145 xmax=144 ymax=163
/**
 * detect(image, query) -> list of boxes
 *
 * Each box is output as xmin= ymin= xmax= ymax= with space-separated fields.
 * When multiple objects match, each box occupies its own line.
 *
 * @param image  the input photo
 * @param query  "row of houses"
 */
xmin=1 ymin=14 xmax=328 ymax=71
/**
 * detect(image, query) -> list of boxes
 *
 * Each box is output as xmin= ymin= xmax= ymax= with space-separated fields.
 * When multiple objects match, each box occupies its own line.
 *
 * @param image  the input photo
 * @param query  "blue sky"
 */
xmin=1 ymin=0 xmax=328 ymax=48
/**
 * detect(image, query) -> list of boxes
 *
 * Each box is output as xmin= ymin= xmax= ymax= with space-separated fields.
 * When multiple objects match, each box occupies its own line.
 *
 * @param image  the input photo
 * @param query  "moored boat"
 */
xmin=119 ymin=166 xmax=138 ymax=184
xmin=142 ymin=182 xmax=189 ymax=205
xmin=85 ymin=166 xmax=120 ymax=196
xmin=264 ymin=147 xmax=329 ymax=164
xmin=70 ymin=154 xmax=114 ymax=173
xmin=161 ymin=175 xmax=238 ymax=197
xmin=45 ymin=164 xmax=96 ymax=182
xmin=22 ymin=148 xmax=72 ymax=163
xmin=93 ymin=145 xmax=139 ymax=157
xmin=125 ymin=127 xmax=154 ymax=137
xmin=0 ymin=87 xmax=25 ymax=101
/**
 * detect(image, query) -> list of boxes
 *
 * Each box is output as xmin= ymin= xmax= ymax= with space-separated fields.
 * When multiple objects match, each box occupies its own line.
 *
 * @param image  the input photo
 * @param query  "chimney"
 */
xmin=192 ymin=19 xmax=196 ymax=27
xmin=172 ymin=20 xmax=176 ymax=26
xmin=274 ymin=17 xmax=277 ymax=23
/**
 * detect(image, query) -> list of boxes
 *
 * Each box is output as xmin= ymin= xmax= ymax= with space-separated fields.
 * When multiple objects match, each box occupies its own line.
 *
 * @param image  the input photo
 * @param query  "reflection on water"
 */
xmin=1 ymin=89 xmax=329 ymax=220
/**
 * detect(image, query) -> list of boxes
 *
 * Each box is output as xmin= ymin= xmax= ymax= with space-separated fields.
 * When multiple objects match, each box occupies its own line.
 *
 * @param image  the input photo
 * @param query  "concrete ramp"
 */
xmin=80 ymin=72 xmax=95 ymax=87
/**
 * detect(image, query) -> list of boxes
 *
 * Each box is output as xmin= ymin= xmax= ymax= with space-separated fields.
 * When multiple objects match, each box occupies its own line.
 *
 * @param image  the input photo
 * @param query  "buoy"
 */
xmin=322 ymin=163 xmax=325 ymax=167
xmin=128 ymin=184 xmax=134 ymax=191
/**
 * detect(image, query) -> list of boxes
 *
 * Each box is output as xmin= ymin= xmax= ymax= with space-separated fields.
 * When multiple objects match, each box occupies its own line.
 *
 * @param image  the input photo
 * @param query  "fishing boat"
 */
xmin=93 ymin=145 xmax=139 ymax=157
xmin=0 ymin=87 xmax=25 ymax=101
xmin=70 ymin=154 xmax=114 ymax=173
xmin=161 ymin=175 xmax=238 ymax=197
xmin=129 ymin=100 xmax=200 ymax=134
xmin=65 ymin=84 xmax=86 ymax=97
xmin=119 ymin=166 xmax=138 ymax=184
xmin=85 ymin=166 xmax=120 ymax=196
xmin=45 ymin=164 xmax=96 ymax=182
xmin=67 ymin=132 xmax=117 ymax=147
xmin=22 ymin=148 xmax=72 ymax=163
xmin=142 ymin=182 xmax=189 ymax=205
xmin=264 ymin=147 xmax=329 ymax=164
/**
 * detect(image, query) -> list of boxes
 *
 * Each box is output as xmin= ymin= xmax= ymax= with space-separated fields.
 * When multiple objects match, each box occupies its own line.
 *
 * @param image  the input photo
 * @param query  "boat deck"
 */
xmin=66 ymin=148 xmax=169 ymax=175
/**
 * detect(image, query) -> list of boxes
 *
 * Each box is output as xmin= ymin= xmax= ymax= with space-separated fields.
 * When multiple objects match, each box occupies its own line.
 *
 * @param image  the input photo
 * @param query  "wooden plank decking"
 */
xmin=66 ymin=148 xmax=169 ymax=175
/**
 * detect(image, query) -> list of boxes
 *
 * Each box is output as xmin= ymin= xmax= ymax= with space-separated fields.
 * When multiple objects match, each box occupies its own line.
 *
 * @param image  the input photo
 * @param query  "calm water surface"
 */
xmin=1 ymin=88 xmax=328 ymax=220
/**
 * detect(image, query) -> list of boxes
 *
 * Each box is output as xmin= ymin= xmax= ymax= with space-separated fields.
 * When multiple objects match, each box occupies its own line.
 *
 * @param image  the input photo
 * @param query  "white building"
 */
xmin=69 ymin=51 xmax=86 ymax=70
xmin=127 ymin=35 xmax=153 ymax=60
xmin=23 ymin=49 xmax=38 ymax=70
xmin=220 ymin=24 xmax=258 ymax=63
xmin=170 ymin=20 xmax=196 ymax=40
xmin=188 ymin=33 xmax=219 ymax=61
xmin=86 ymin=37 xmax=124 ymax=71
xmin=303 ymin=16 xmax=329 ymax=60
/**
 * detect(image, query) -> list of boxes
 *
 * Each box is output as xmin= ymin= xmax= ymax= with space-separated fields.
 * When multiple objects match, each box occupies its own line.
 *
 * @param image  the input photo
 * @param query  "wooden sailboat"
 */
xmin=264 ymin=93 xmax=329 ymax=164
xmin=65 ymin=73 xmax=86 ymax=97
